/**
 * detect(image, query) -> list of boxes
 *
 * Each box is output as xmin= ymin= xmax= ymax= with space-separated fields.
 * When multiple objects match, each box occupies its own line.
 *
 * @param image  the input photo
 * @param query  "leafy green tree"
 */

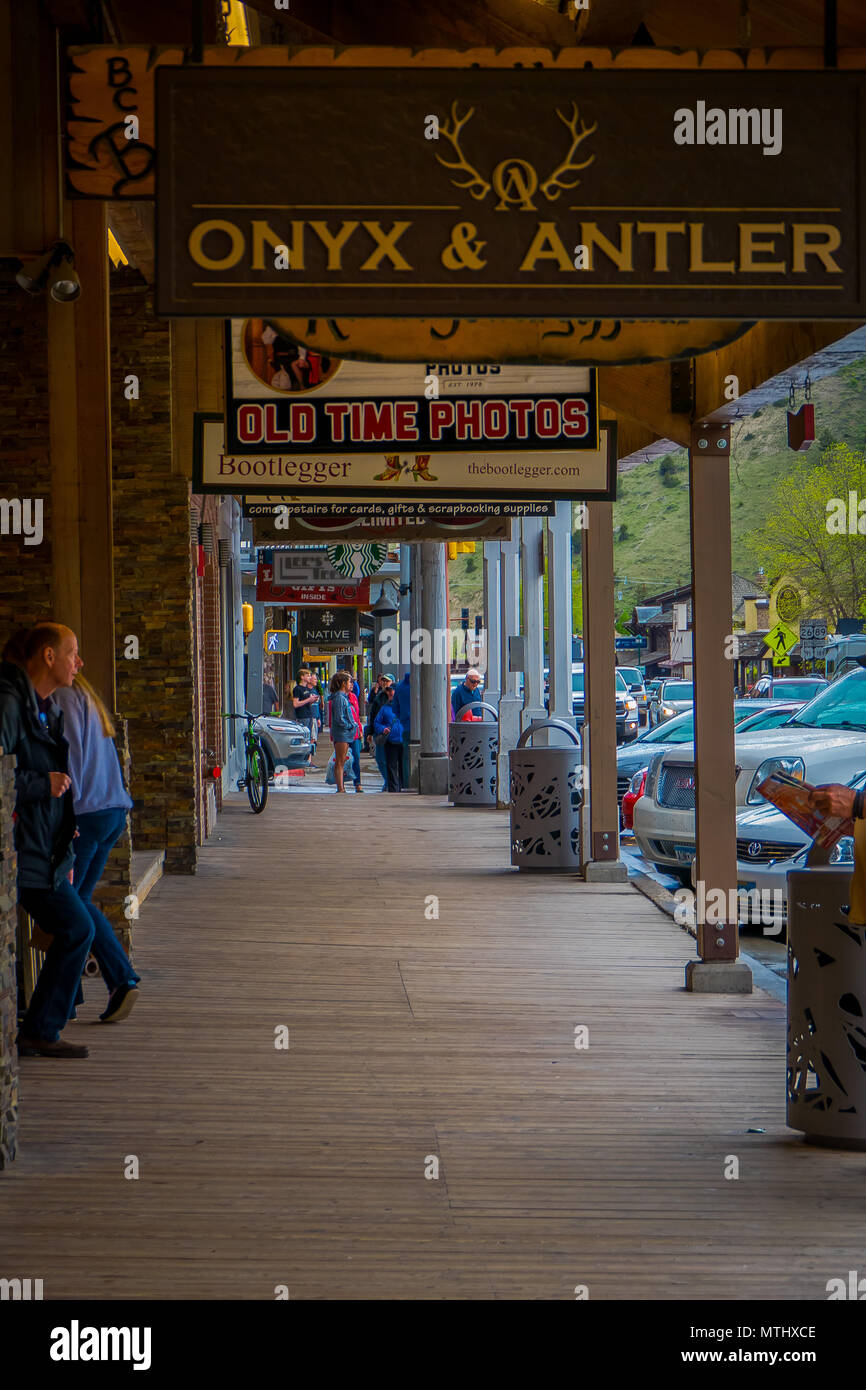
xmin=747 ymin=444 xmax=866 ymax=623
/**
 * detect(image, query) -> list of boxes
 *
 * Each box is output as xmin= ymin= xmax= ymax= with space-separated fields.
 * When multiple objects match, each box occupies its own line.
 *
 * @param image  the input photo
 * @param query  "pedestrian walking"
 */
xmin=374 ymin=684 xmax=404 ymax=792
xmin=0 ymin=623 xmax=92 ymax=1058
xmin=328 ymin=670 xmax=356 ymax=793
xmin=345 ymin=674 xmax=364 ymax=791
xmin=365 ymin=674 xmax=394 ymax=791
xmin=52 ymin=673 xmax=141 ymax=1023
xmin=392 ymin=671 xmax=411 ymax=786
xmin=291 ymin=666 xmax=317 ymax=763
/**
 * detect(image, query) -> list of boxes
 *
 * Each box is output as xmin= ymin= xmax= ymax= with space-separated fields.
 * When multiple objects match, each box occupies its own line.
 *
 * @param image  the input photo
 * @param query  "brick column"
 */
xmin=111 ymin=273 xmax=197 ymax=874
xmin=0 ymin=753 xmax=19 ymax=1169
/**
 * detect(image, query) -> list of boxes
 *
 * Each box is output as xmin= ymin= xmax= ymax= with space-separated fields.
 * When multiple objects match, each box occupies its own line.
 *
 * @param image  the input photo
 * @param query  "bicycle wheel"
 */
xmin=246 ymin=743 xmax=269 ymax=813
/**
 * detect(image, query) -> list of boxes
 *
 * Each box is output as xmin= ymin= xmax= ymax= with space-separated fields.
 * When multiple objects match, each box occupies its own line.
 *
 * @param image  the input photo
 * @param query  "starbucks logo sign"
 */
xmin=777 ymin=585 xmax=802 ymax=624
xmin=327 ymin=542 xmax=386 ymax=579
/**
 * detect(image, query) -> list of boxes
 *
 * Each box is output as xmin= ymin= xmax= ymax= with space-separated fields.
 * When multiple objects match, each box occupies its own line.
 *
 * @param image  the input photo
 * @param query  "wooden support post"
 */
xmin=72 ymin=199 xmax=116 ymax=712
xmin=581 ymin=501 xmax=626 ymax=881
xmin=686 ymin=422 xmax=752 ymax=992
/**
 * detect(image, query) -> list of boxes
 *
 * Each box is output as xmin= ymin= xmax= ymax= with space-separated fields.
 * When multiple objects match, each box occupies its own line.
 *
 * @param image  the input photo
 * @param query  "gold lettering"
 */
xmin=518 ymin=222 xmax=574 ymax=272
xmin=688 ymin=223 xmax=734 ymax=274
xmin=188 ymin=219 xmax=244 ymax=271
xmin=792 ymin=223 xmax=843 ymax=274
xmin=636 ymin=222 xmax=686 ymax=273
xmin=738 ymin=222 xmax=786 ymax=272
xmin=579 ymin=222 xmax=634 ymax=272
xmin=309 ymin=220 xmax=360 ymax=270
xmin=359 ymin=221 xmax=413 ymax=271
xmin=251 ymin=219 xmax=304 ymax=271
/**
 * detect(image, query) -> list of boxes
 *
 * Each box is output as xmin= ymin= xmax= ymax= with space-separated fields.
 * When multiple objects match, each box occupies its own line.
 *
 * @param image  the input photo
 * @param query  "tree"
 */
xmin=747 ymin=444 xmax=866 ymax=623
xmin=658 ymin=454 xmax=678 ymax=487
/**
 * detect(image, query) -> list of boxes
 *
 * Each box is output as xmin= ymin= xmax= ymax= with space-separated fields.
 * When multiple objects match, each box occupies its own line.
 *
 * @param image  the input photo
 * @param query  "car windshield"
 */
xmin=736 ymin=706 xmax=798 ymax=731
xmin=663 ymin=682 xmax=693 ymax=701
xmin=771 ymin=681 xmax=823 ymax=700
xmin=573 ymin=670 xmax=629 ymax=694
xmin=618 ymin=668 xmax=642 ymax=686
xmin=636 ymin=705 xmax=757 ymax=745
xmin=786 ymin=670 xmax=866 ymax=731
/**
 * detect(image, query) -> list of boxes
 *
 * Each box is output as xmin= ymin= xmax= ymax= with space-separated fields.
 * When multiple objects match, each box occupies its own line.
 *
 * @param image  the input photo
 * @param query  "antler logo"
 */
xmin=434 ymin=101 xmax=597 ymax=211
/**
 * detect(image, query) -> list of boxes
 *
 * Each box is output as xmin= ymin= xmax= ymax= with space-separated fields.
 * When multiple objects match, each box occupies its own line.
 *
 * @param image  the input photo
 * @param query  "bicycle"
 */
xmin=223 ymin=712 xmax=269 ymax=813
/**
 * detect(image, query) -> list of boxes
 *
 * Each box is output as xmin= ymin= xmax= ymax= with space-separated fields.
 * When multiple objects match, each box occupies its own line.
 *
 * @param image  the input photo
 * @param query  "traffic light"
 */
xmin=447 ymin=542 xmax=458 ymax=560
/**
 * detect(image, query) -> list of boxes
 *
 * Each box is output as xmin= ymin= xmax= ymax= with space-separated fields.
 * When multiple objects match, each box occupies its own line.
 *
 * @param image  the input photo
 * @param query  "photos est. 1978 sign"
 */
xmin=156 ymin=66 xmax=866 ymax=321
xmin=199 ymin=320 xmax=612 ymax=501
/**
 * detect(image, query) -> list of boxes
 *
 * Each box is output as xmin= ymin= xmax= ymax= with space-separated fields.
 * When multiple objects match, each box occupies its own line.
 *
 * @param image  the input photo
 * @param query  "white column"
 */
xmin=520 ymin=516 xmax=547 ymax=730
xmin=408 ymin=545 xmax=422 ymax=789
xmin=496 ymin=531 xmax=521 ymax=808
xmin=418 ymin=541 xmax=449 ymax=795
xmin=482 ymin=541 xmax=501 ymax=707
xmin=546 ymin=502 xmax=575 ymax=743
xmin=398 ymin=546 xmax=411 ymax=677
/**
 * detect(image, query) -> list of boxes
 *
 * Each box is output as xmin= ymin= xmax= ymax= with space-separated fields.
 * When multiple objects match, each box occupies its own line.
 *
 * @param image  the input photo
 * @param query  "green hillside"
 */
xmin=612 ymin=355 xmax=866 ymax=594
xmin=447 ymin=353 xmax=866 ymax=629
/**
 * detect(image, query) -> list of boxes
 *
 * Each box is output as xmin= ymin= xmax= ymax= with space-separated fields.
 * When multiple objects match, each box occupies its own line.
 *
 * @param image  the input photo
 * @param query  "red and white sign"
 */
xmin=256 ymin=563 xmax=370 ymax=607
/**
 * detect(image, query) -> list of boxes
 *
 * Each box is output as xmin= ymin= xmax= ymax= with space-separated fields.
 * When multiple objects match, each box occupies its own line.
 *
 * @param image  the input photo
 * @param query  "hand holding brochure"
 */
xmin=756 ymin=770 xmax=854 ymax=851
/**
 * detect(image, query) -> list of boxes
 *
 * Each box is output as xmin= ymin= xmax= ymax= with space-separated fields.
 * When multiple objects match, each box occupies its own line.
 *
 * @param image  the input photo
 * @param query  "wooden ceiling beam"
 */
xmin=243 ymin=0 xmax=578 ymax=48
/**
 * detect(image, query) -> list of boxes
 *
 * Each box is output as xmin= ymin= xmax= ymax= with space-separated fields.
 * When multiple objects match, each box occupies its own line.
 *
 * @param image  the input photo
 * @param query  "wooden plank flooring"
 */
xmin=1 ymin=777 xmax=862 ymax=1300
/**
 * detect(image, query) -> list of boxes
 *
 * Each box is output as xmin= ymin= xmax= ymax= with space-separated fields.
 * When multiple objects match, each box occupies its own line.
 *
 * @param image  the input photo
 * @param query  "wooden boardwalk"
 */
xmin=0 ymin=778 xmax=861 ymax=1300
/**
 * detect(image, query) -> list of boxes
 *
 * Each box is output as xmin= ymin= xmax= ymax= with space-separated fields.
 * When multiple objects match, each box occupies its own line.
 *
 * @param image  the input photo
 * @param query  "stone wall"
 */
xmin=111 ymin=272 xmax=197 ymax=874
xmin=0 ymin=753 xmax=18 ymax=1168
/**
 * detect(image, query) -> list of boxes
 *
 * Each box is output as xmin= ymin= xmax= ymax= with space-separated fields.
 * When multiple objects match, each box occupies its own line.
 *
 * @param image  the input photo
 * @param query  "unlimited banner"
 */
xmin=196 ymin=416 xmax=613 ymax=502
xmin=156 ymin=66 xmax=863 ymax=321
xmin=250 ymin=510 xmax=513 ymax=545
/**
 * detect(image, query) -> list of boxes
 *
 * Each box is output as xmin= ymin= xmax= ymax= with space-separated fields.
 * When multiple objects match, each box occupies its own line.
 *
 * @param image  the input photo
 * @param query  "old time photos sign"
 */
xmin=156 ymin=67 xmax=866 ymax=321
xmin=208 ymin=323 xmax=610 ymax=500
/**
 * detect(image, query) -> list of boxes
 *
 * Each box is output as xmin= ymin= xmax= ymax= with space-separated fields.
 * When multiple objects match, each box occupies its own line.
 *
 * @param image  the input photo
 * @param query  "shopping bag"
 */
xmin=325 ymin=752 xmax=337 ymax=785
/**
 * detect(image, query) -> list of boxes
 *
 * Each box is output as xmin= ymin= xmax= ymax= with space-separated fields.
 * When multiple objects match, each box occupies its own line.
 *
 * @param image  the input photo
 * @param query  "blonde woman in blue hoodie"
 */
xmin=53 ymin=673 xmax=140 ymax=1023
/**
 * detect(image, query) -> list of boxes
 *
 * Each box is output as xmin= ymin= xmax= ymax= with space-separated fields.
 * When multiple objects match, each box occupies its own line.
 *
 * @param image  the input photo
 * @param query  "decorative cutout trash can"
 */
xmin=786 ymin=864 xmax=866 ymax=1150
xmin=448 ymin=702 xmax=498 ymax=806
xmin=509 ymin=720 xmax=583 ymax=871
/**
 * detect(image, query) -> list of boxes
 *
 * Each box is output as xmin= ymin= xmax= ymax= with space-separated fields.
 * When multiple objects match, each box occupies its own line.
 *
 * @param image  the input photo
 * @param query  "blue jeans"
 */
xmin=349 ymin=738 xmax=361 ymax=785
xmin=73 ymin=807 xmax=140 ymax=1001
xmin=373 ymin=740 xmax=388 ymax=787
xmin=19 ymin=882 xmax=95 ymax=1043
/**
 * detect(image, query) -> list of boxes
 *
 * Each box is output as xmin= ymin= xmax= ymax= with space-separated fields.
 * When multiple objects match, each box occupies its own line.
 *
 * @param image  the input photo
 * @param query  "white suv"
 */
xmin=633 ymin=668 xmax=866 ymax=881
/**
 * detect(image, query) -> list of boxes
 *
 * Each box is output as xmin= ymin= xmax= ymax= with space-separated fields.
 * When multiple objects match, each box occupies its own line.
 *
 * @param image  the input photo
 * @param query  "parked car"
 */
xmin=730 ymin=701 xmax=804 ymax=733
xmin=571 ymin=663 xmax=639 ymax=743
xmin=254 ymin=714 xmax=313 ymax=776
xmin=748 ymin=675 xmax=828 ymax=701
xmin=731 ymin=773 xmax=862 ymax=931
xmin=634 ymin=667 xmax=866 ymax=881
xmin=616 ymin=701 xmax=759 ymax=810
xmin=648 ymin=678 xmax=694 ymax=727
xmin=617 ymin=665 xmax=648 ymax=721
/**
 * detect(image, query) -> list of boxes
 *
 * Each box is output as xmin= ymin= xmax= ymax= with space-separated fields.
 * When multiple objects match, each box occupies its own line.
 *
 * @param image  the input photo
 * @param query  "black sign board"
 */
xmin=298 ymin=608 xmax=361 ymax=648
xmin=157 ymin=66 xmax=865 ymax=320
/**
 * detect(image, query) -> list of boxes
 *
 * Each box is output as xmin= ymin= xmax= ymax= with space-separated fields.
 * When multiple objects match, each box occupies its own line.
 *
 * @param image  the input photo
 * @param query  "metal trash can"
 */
xmin=786 ymin=862 xmax=866 ymax=1150
xmin=448 ymin=702 xmax=499 ymax=806
xmin=509 ymin=719 xmax=583 ymax=871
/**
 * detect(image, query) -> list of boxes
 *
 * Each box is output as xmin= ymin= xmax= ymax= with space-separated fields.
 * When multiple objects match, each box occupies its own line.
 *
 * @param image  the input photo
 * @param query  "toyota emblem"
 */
xmin=747 ymin=842 xmax=762 ymax=858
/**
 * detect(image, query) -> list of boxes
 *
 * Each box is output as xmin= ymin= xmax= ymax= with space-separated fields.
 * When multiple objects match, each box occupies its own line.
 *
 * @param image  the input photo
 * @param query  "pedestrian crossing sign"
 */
xmin=765 ymin=620 xmax=798 ymax=663
xmin=264 ymin=629 xmax=292 ymax=653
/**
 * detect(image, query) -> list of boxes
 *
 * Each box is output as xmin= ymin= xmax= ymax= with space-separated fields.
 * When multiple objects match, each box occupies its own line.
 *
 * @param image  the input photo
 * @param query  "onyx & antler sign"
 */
xmin=156 ymin=67 xmax=864 ymax=321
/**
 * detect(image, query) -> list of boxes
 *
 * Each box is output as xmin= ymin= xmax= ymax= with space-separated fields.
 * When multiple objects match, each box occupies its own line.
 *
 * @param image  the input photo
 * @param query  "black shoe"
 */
xmin=99 ymin=982 xmax=140 ymax=1023
xmin=17 ymin=1034 xmax=89 ymax=1058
